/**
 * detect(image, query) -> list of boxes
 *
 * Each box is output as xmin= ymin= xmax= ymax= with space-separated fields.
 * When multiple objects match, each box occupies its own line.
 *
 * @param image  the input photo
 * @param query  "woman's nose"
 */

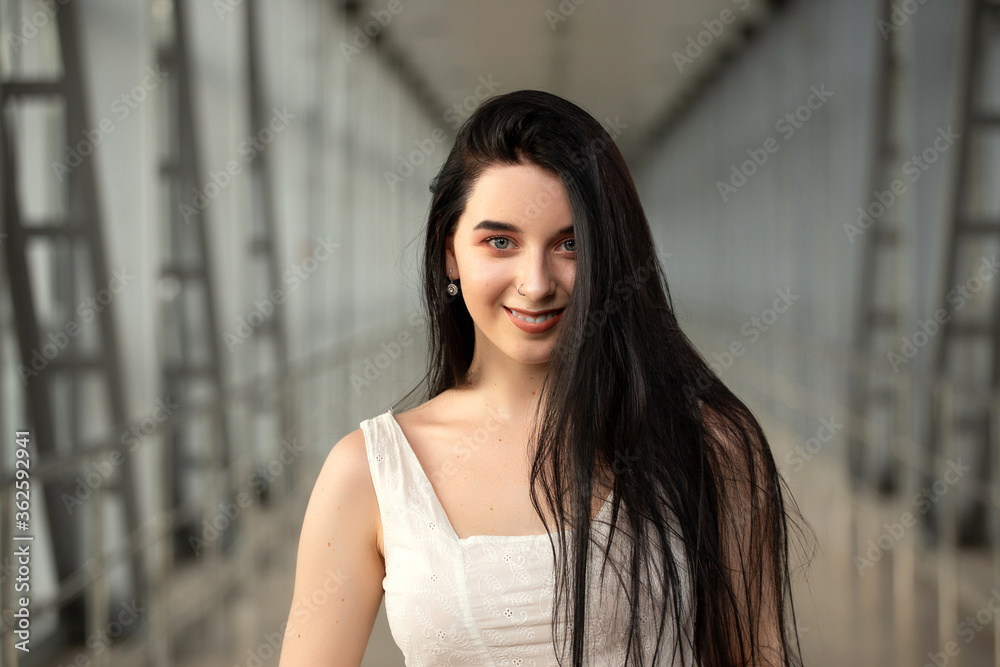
xmin=517 ymin=253 xmax=557 ymax=300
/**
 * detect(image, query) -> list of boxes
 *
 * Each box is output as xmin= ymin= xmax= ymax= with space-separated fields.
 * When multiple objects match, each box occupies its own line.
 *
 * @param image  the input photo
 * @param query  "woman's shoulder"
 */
xmin=296 ymin=425 xmax=383 ymax=557
xmin=313 ymin=427 xmax=378 ymax=517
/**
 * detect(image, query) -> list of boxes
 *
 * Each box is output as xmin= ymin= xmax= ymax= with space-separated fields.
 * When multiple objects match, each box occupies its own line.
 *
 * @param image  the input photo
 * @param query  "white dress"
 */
xmin=360 ymin=408 xmax=697 ymax=666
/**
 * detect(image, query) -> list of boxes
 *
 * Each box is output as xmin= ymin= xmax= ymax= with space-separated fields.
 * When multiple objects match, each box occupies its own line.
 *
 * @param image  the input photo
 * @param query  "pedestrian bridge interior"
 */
xmin=0 ymin=0 xmax=998 ymax=665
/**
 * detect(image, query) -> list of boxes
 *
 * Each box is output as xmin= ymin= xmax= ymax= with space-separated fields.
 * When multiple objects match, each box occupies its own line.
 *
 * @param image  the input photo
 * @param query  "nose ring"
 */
xmin=517 ymin=283 xmax=525 ymax=296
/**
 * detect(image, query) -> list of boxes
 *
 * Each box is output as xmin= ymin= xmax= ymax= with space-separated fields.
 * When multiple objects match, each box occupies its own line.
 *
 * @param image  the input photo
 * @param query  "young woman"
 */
xmin=279 ymin=90 xmax=809 ymax=666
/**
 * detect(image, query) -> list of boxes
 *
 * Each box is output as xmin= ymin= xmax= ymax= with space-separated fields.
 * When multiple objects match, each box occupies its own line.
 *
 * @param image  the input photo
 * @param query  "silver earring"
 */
xmin=517 ymin=283 xmax=525 ymax=296
xmin=447 ymin=268 xmax=460 ymax=296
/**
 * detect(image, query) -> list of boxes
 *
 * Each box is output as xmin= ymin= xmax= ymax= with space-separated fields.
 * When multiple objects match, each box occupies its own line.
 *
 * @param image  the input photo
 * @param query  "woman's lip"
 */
xmin=506 ymin=306 xmax=565 ymax=316
xmin=504 ymin=306 xmax=564 ymax=333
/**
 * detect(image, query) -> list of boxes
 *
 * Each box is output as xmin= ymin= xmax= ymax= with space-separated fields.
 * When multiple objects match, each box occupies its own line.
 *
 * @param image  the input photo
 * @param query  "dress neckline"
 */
xmin=383 ymin=409 xmax=613 ymax=545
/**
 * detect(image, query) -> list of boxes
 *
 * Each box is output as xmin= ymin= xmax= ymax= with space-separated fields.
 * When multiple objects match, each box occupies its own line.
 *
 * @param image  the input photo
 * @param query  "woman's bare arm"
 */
xmin=278 ymin=428 xmax=386 ymax=666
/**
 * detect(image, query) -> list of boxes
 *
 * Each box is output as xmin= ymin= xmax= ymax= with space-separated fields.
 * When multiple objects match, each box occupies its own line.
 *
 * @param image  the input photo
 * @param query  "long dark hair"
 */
xmin=394 ymin=89 xmax=811 ymax=666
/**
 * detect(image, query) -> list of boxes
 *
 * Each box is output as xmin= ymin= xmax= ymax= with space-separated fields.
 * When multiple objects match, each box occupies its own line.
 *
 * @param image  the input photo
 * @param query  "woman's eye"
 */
xmin=487 ymin=236 xmax=511 ymax=251
xmin=562 ymin=238 xmax=576 ymax=252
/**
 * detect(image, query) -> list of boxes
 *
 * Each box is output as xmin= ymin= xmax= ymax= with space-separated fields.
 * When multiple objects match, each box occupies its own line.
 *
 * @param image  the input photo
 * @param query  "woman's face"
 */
xmin=446 ymin=162 xmax=576 ymax=367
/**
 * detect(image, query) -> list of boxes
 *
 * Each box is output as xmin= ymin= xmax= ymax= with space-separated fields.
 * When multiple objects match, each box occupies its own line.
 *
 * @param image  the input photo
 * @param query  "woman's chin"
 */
xmin=503 ymin=344 xmax=555 ymax=367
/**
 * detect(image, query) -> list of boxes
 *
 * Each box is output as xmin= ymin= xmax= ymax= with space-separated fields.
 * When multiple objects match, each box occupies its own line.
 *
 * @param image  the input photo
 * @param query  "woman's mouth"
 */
xmin=505 ymin=306 xmax=565 ymax=333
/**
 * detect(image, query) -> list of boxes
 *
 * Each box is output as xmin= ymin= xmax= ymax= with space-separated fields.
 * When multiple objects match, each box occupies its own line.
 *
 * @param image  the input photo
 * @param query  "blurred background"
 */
xmin=0 ymin=0 xmax=997 ymax=664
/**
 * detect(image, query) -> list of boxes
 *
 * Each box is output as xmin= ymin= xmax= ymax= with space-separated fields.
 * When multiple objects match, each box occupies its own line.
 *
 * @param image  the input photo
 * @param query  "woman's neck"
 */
xmin=460 ymin=360 xmax=549 ymax=421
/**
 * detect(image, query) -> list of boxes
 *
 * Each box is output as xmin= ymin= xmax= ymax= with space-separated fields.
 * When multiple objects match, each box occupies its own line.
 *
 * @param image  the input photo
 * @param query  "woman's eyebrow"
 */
xmin=472 ymin=220 xmax=574 ymax=236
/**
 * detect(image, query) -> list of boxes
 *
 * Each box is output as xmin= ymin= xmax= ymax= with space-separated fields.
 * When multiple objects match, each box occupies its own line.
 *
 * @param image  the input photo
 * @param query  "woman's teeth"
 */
xmin=509 ymin=309 xmax=562 ymax=323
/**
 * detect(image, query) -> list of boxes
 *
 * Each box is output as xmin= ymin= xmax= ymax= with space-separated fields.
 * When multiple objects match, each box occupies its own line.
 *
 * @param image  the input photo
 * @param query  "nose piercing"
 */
xmin=517 ymin=283 xmax=525 ymax=296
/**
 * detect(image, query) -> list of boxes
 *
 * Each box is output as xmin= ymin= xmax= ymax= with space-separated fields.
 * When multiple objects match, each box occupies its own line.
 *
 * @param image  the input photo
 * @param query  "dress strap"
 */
xmin=360 ymin=411 xmax=405 ymax=541
xmin=360 ymin=410 xmax=453 ymax=551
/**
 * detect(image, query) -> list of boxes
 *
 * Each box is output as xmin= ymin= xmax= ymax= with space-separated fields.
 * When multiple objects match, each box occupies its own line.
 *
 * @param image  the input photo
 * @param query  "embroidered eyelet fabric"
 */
xmin=360 ymin=408 xmax=696 ymax=666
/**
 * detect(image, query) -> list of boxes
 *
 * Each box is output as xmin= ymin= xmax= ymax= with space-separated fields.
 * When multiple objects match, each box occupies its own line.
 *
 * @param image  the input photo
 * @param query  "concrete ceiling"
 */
xmin=362 ymin=0 xmax=777 ymax=162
